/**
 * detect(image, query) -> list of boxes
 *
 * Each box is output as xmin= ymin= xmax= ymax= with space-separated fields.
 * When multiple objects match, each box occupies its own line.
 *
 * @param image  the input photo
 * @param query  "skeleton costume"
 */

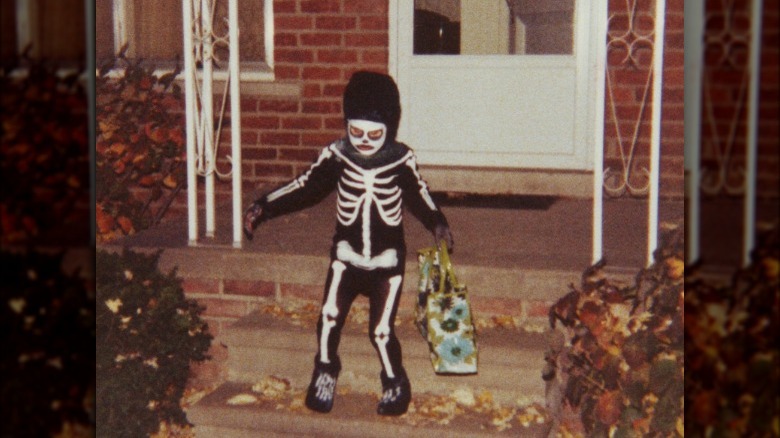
xmin=243 ymin=72 xmax=453 ymax=416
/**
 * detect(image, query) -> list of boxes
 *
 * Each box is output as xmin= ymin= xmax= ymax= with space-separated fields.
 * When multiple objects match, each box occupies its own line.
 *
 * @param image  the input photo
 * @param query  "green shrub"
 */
xmin=97 ymin=248 xmax=212 ymax=437
xmin=546 ymin=225 xmax=684 ymax=436
xmin=0 ymin=249 xmax=94 ymax=436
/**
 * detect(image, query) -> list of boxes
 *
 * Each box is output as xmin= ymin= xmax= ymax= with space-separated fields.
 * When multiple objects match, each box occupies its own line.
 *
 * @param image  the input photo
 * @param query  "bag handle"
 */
xmin=436 ymin=240 xmax=461 ymax=294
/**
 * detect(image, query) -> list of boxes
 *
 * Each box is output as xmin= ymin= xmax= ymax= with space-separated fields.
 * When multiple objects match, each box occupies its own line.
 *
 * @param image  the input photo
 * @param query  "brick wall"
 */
xmin=175 ymin=0 xmax=687 ymax=212
xmin=242 ymin=0 xmax=390 ymax=192
xmin=169 ymin=0 xmax=778 ymax=220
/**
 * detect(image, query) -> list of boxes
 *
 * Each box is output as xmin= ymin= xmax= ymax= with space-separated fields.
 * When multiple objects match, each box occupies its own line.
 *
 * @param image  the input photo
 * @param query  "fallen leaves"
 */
xmin=252 ymin=376 xmax=292 ymax=399
xmin=226 ymin=393 xmax=258 ymax=405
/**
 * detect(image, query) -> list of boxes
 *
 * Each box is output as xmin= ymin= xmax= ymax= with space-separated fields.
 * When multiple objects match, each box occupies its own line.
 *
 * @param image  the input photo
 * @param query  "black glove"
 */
xmin=243 ymin=199 xmax=265 ymax=241
xmin=434 ymin=223 xmax=454 ymax=252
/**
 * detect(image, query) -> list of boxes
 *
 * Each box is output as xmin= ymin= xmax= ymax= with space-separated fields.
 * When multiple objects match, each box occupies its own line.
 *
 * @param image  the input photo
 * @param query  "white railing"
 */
xmin=182 ymin=0 xmax=243 ymax=248
xmin=685 ymin=0 xmax=763 ymax=266
xmin=593 ymin=0 xmax=666 ymax=267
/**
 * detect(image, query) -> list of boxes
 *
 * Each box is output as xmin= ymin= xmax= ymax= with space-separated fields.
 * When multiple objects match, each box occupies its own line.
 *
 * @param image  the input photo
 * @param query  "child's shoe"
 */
xmin=305 ymin=358 xmax=340 ymax=413
xmin=377 ymin=370 xmax=411 ymax=416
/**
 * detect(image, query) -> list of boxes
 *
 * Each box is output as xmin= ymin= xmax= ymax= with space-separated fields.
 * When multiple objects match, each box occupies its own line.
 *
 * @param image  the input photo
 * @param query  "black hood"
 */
xmin=343 ymin=71 xmax=401 ymax=143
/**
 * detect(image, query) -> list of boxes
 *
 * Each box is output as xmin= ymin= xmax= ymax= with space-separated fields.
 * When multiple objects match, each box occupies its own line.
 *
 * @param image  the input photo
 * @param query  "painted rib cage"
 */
xmin=337 ymin=166 xmax=403 ymax=228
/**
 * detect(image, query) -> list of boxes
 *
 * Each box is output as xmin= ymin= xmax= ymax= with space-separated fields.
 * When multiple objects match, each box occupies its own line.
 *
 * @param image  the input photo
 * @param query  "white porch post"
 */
xmin=182 ymin=0 xmax=198 ymax=244
xmin=182 ymin=0 xmax=243 ymax=247
xmin=684 ymin=1 xmax=704 ymax=265
xmin=647 ymin=0 xmax=667 ymax=267
xmin=229 ymin=0 xmax=242 ymax=247
xmin=592 ymin=0 xmax=608 ymax=265
xmin=743 ymin=0 xmax=763 ymax=266
xmin=201 ymin=0 xmax=216 ymax=238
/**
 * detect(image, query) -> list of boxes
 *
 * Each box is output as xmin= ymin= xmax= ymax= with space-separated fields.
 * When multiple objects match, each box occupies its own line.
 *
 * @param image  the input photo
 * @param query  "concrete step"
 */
xmin=220 ymin=307 xmax=561 ymax=407
xmin=187 ymin=381 xmax=555 ymax=437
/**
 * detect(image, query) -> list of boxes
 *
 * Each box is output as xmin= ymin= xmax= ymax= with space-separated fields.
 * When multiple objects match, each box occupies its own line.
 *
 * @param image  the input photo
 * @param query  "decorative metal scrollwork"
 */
xmin=603 ymin=0 xmax=657 ymax=197
xmin=700 ymin=0 xmax=752 ymax=195
xmin=188 ymin=0 xmax=236 ymax=180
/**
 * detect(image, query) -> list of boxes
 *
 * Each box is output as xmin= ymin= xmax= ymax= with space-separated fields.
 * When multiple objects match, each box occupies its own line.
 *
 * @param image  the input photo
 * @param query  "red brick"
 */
xmin=274 ymin=65 xmax=301 ymax=80
xmin=361 ymin=49 xmax=388 ymax=65
xmin=323 ymin=83 xmax=346 ymax=97
xmin=220 ymin=128 xmax=257 ymax=144
xmin=199 ymin=298 xmax=249 ymax=318
xmin=261 ymin=132 xmax=300 ymax=145
xmin=316 ymin=16 xmax=357 ymax=30
xmin=344 ymin=0 xmax=387 ymax=14
xmin=302 ymin=132 xmax=340 ymax=146
xmin=317 ymin=49 xmax=359 ymax=64
xmin=301 ymin=0 xmax=341 ymax=13
xmin=324 ymin=116 xmax=346 ymax=130
xmin=282 ymin=116 xmax=322 ymax=130
xmin=302 ymin=100 xmax=341 ymax=114
xmin=279 ymin=283 xmax=323 ymax=300
xmin=274 ymin=0 xmax=297 ymax=14
xmin=243 ymin=115 xmax=280 ymax=129
xmin=345 ymin=32 xmax=387 ymax=47
xmin=275 ymin=33 xmax=299 ymax=47
xmin=360 ymin=16 xmax=387 ymax=30
xmin=258 ymin=100 xmax=299 ymax=113
xmin=276 ymin=48 xmax=315 ymax=63
xmin=223 ymin=280 xmax=275 ymax=296
xmin=254 ymin=163 xmax=295 ymax=177
xmin=276 ymin=16 xmax=314 ymax=31
xmin=242 ymin=147 xmax=277 ymax=160
xmin=279 ymin=147 xmax=320 ymax=162
xmin=240 ymin=97 xmax=258 ymax=112
xmin=182 ymin=278 xmax=220 ymax=294
xmin=300 ymin=32 xmax=343 ymax=46
xmin=303 ymin=83 xmax=322 ymax=97
xmin=302 ymin=66 xmax=342 ymax=80
xmin=242 ymin=163 xmax=255 ymax=177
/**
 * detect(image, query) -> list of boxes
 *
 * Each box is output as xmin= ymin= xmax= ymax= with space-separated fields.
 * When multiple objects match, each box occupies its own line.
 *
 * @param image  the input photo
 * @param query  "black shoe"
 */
xmin=305 ymin=358 xmax=341 ymax=413
xmin=377 ymin=370 xmax=411 ymax=416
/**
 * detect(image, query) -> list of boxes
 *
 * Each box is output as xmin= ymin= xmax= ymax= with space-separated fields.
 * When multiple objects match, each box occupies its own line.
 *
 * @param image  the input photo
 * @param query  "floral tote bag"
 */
xmin=415 ymin=241 xmax=478 ymax=374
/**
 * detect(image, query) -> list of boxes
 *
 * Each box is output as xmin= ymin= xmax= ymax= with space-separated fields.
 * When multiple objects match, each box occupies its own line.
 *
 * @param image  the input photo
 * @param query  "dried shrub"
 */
xmin=96 ymin=47 xmax=186 ymax=242
xmin=684 ymin=227 xmax=779 ymax=435
xmin=0 ymin=60 xmax=89 ymax=245
xmin=546 ymin=225 xmax=684 ymax=436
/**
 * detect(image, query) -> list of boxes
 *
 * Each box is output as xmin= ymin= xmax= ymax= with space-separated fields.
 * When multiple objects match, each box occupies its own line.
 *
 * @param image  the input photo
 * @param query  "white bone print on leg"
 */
xmin=374 ymin=275 xmax=403 ymax=378
xmin=320 ymin=261 xmax=346 ymax=364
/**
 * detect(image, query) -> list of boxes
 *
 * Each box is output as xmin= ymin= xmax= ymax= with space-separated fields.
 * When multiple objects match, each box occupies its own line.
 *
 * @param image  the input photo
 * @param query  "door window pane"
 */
xmin=413 ymin=0 xmax=574 ymax=55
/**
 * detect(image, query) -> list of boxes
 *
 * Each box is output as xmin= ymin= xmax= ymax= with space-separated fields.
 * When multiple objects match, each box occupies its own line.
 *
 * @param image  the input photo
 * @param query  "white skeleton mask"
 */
xmin=347 ymin=119 xmax=387 ymax=156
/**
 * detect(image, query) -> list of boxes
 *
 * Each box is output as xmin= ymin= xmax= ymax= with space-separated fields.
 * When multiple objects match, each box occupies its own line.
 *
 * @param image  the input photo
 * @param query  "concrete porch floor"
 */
xmin=112 ymin=193 xmax=685 ymax=273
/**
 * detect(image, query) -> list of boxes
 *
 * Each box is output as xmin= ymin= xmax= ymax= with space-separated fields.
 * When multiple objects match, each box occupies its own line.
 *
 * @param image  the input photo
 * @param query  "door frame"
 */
xmin=388 ymin=0 xmax=607 ymax=196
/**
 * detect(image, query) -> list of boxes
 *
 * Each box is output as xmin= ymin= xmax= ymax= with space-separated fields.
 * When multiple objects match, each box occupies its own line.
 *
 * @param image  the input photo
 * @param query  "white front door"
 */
xmin=390 ymin=0 xmax=604 ymax=171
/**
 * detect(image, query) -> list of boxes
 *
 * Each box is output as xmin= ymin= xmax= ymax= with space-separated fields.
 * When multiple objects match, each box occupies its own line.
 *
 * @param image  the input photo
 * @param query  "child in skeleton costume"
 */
xmin=243 ymin=71 xmax=453 ymax=416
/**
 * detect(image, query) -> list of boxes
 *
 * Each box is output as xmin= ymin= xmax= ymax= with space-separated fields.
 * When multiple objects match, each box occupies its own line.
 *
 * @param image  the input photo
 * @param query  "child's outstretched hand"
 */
xmin=243 ymin=200 xmax=264 ymax=241
xmin=435 ymin=224 xmax=454 ymax=253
